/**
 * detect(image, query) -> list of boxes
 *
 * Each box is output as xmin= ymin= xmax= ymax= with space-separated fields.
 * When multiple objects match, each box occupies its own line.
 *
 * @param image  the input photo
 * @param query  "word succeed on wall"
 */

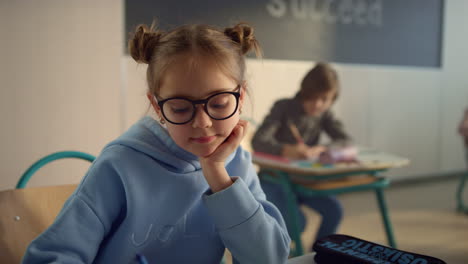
xmin=266 ymin=0 xmax=383 ymax=26
xmin=125 ymin=0 xmax=443 ymax=67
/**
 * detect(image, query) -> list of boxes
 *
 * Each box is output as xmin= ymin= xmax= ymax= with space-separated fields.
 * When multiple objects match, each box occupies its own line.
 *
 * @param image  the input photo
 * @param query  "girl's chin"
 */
xmin=192 ymin=145 xmax=219 ymax=158
xmin=198 ymin=150 xmax=215 ymax=158
xmin=189 ymin=136 xmax=227 ymax=158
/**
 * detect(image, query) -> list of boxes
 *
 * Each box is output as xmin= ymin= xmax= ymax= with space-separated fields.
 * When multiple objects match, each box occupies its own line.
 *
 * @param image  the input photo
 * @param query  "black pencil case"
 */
xmin=312 ymin=234 xmax=446 ymax=264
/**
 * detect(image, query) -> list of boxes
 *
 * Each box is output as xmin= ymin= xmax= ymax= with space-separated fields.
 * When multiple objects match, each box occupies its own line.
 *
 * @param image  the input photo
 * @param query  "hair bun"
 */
xmin=224 ymin=23 xmax=260 ymax=56
xmin=128 ymin=24 xmax=163 ymax=64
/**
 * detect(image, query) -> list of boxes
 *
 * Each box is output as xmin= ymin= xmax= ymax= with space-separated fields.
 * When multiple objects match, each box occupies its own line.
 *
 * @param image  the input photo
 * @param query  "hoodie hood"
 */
xmin=104 ymin=116 xmax=235 ymax=173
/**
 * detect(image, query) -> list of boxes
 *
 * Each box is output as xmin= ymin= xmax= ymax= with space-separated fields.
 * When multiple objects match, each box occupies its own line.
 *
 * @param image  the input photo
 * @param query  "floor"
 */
xmin=300 ymin=176 xmax=468 ymax=263
xmin=225 ymin=176 xmax=468 ymax=263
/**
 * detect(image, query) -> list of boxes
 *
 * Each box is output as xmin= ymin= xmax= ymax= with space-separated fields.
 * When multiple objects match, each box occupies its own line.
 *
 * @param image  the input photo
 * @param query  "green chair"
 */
xmin=456 ymin=170 xmax=468 ymax=213
xmin=16 ymin=151 xmax=96 ymax=189
xmin=259 ymin=168 xmax=396 ymax=257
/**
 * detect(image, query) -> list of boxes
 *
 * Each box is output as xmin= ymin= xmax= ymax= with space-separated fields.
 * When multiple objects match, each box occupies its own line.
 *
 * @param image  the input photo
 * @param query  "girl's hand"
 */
xmin=282 ymin=143 xmax=307 ymax=159
xmin=282 ymin=144 xmax=326 ymax=160
xmin=200 ymin=119 xmax=248 ymax=164
xmin=199 ymin=120 xmax=248 ymax=193
xmin=305 ymin=145 xmax=327 ymax=159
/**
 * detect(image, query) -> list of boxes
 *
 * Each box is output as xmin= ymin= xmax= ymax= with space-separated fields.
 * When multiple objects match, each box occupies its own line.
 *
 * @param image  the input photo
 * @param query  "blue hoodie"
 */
xmin=22 ymin=116 xmax=291 ymax=264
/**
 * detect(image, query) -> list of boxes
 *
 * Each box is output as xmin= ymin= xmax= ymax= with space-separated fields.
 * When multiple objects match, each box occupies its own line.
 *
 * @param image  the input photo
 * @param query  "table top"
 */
xmin=287 ymin=253 xmax=316 ymax=264
xmin=252 ymin=148 xmax=410 ymax=176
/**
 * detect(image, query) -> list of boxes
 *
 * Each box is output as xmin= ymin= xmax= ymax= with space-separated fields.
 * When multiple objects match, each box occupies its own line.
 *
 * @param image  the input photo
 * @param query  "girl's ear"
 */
xmin=147 ymin=92 xmax=162 ymax=116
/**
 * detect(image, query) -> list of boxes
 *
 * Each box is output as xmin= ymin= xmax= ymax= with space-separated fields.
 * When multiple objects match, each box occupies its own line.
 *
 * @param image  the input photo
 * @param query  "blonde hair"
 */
xmin=128 ymin=21 xmax=261 ymax=97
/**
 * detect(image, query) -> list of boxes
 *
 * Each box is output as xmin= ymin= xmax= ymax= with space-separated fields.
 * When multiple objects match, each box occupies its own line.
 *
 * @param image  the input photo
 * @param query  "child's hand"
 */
xmin=199 ymin=120 xmax=248 ymax=193
xmin=282 ymin=144 xmax=326 ymax=160
xmin=200 ymin=119 xmax=248 ymax=164
xmin=305 ymin=145 xmax=327 ymax=159
xmin=282 ymin=143 xmax=309 ymax=160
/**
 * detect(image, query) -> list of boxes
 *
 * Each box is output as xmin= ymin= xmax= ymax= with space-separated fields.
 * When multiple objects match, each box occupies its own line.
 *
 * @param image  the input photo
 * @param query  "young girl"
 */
xmin=251 ymin=62 xmax=350 ymax=250
xmin=22 ymin=22 xmax=290 ymax=264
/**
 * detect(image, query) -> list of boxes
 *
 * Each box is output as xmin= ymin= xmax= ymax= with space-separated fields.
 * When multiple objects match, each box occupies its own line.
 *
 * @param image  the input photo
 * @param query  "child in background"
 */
xmin=22 ymin=22 xmax=290 ymax=264
xmin=459 ymin=107 xmax=468 ymax=165
xmin=251 ymin=62 xmax=352 ymax=250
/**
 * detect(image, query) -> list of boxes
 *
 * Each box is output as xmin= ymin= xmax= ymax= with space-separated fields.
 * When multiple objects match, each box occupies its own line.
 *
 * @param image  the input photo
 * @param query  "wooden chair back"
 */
xmin=0 ymin=184 xmax=77 ymax=264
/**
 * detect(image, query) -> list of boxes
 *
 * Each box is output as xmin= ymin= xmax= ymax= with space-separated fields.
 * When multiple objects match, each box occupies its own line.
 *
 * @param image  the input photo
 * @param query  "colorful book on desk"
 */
xmin=252 ymin=152 xmax=333 ymax=168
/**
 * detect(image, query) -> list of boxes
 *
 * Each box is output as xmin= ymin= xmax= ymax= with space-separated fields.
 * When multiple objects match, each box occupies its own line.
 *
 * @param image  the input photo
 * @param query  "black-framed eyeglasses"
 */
xmin=155 ymin=85 xmax=241 ymax=125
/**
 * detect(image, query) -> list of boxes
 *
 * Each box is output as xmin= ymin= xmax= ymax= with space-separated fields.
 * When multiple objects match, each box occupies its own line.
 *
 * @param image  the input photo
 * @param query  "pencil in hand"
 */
xmin=288 ymin=122 xmax=304 ymax=144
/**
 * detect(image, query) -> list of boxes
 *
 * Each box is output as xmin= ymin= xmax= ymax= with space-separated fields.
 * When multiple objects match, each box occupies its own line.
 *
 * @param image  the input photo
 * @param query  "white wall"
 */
xmin=1 ymin=1 xmax=467 ymax=191
xmin=0 ymin=0 xmax=123 ymax=190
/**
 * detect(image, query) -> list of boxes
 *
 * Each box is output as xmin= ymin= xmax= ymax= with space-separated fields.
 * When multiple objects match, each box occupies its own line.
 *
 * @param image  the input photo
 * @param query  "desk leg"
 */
xmin=375 ymin=189 xmax=397 ymax=248
xmin=278 ymin=173 xmax=304 ymax=257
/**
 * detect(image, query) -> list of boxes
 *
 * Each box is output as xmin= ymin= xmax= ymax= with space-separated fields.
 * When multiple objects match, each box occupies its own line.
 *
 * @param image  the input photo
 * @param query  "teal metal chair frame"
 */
xmin=259 ymin=168 xmax=396 ymax=257
xmin=17 ymin=151 xmax=96 ymax=189
xmin=456 ymin=170 xmax=468 ymax=213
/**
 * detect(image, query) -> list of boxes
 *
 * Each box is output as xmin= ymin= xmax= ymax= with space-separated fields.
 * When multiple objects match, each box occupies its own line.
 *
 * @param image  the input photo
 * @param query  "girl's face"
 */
xmin=149 ymin=56 xmax=244 ymax=158
xmin=302 ymin=90 xmax=336 ymax=117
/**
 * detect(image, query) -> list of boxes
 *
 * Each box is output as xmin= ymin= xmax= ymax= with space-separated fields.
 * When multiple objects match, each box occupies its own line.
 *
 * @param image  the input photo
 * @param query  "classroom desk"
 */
xmin=252 ymin=148 xmax=409 ymax=257
xmin=252 ymin=149 xmax=409 ymax=178
xmin=287 ymin=252 xmax=316 ymax=264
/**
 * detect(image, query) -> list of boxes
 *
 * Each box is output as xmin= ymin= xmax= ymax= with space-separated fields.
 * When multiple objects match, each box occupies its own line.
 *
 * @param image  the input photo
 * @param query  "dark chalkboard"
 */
xmin=125 ymin=0 xmax=443 ymax=67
